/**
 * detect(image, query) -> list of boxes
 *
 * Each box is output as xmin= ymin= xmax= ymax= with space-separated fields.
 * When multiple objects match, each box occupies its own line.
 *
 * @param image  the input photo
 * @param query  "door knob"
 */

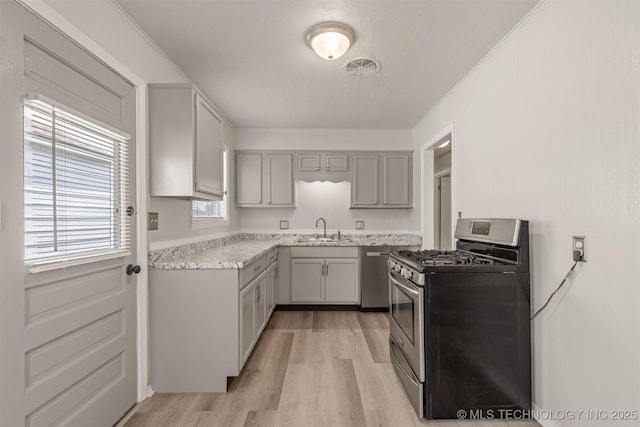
xmin=126 ymin=264 xmax=141 ymax=275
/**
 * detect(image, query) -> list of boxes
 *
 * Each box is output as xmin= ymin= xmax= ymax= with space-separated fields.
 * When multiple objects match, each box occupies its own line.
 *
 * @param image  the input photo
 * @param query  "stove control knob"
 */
xmin=394 ymin=264 xmax=402 ymax=273
xmin=401 ymin=268 xmax=413 ymax=280
xmin=388 ymin=260 xmax=395 ymax=269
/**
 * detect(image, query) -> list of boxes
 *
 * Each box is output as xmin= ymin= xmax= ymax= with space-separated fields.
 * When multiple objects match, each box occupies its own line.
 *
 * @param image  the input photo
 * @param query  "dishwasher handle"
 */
xmin=366 ymin=251 xmax=389 ymax=256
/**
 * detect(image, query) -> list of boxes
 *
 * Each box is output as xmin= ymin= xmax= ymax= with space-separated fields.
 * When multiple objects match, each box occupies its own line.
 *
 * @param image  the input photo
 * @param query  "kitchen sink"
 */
xmin=295 ymin=237 xmax=352 ymax=244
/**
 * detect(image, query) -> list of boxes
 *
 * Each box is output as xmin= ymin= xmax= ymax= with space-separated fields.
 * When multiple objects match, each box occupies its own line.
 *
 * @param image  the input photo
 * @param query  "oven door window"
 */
xmin=391 ymin=278 xmax=416 ymax=345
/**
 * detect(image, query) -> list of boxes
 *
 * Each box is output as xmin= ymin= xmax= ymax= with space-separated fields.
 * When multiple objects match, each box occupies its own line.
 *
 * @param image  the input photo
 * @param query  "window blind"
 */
xmin=24 ymin=98 xmax=129 ymax=262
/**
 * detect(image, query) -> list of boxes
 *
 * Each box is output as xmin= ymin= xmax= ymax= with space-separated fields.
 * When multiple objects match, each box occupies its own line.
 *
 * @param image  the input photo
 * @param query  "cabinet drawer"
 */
xmin=290 ymin=246 xmax=358 ymax=258
xmin=240 ymin=255 xmax=267 ymax=289
xmin=267 ymin=248 xmax=278 ymax=265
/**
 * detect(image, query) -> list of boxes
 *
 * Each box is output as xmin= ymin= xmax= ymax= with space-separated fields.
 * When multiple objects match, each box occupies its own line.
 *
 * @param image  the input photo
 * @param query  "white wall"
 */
xmin=241 ymin=181 xmax=417 ymax=233
xmin=413 ymin=1 xmax=640 ymax=425
xmin=42 ymin=0 xmax=241 ymax=248
xmin=237 ymin=128 xmax=421 ymax=232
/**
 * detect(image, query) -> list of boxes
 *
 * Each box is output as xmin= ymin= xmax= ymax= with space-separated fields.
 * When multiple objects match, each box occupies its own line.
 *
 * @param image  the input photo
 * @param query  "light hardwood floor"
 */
xmin=121 ymin=311 xmax=540 ymax=427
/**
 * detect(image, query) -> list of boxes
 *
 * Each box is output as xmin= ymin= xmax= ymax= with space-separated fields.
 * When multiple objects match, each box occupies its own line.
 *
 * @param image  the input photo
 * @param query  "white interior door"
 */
xmin=0 ymin=3 xmax=137 ymax=425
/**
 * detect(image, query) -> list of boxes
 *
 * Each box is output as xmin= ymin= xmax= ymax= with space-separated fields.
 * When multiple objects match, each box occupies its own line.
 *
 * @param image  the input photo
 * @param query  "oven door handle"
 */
xmin=389 ymin=272 xmax=420 ymax=297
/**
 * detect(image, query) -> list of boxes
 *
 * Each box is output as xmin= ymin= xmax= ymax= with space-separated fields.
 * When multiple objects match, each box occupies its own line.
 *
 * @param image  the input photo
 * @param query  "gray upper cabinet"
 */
xmin=297 ymin=154 xmax=321 ymax=171
xmin=383 ymin=154 xmax=412 ymax=206
xmin=267 ymin=154 xmax=295 ymax=205
xmin=350 ymin=152 xmax=413 ymax=208
xmin=295 ymin=152 xmax=350 ymax=182
xmin=236 ymin=152 xmax=263 ymax=205
xmin=236 ymin=151 xmax=294 ymax=207
xmin=149 ymin=84 xmax=224 ymax=200
xmin=351 ymin=155 xmax=379 ymax=206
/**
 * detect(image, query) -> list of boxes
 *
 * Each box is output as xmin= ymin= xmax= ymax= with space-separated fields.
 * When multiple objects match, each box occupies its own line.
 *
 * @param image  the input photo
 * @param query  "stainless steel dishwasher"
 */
xmin=360 ymin=245 xmax=420 ymax=310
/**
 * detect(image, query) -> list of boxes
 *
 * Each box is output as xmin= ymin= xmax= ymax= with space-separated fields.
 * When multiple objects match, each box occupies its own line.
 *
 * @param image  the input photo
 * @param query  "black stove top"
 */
xmin=396 ymin=249 xmax=498 ymax=266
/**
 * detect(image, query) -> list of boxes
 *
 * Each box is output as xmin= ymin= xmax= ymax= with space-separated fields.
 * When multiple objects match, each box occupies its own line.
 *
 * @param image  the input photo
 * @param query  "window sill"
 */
xmin=26 ymin=250 xmax=131 ymax=274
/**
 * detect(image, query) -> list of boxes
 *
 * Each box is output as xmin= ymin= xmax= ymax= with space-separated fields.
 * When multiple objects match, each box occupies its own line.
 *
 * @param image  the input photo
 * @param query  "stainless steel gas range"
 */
xmin=388 ymin=218 xmax=531 ymax=419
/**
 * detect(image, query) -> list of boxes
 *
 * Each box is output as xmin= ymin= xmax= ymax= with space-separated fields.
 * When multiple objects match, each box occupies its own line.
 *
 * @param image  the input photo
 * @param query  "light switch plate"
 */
xmin=148 ymin=212 xmax=159 ymax=230
xmin=356 ymin=220 xmax=365 ymax=230
xmin=279 ymin=220 xmax=289 ymax=230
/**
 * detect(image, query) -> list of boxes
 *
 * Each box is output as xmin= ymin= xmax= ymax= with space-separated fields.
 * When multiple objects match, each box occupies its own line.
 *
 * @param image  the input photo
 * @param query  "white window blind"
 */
xmin=23 ymin=98 xmax=129 ymax=262
xmin=192 ymin=146 xmax=228 ymax=220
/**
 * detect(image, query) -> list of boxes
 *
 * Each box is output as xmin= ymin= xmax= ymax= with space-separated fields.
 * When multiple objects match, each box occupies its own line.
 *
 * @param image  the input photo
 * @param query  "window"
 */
xmin=23 ymin=97 xmax=129 ymax=262
xmin=192 ymin=146 xmax=229 ymax=221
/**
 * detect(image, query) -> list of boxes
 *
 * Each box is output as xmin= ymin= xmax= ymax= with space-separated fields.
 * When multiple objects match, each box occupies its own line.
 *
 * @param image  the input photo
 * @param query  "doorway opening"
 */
xmin=420 ymin=126 xmax=454 ymax=250
xmin=433 ymin=137 xmax=452 ymax=250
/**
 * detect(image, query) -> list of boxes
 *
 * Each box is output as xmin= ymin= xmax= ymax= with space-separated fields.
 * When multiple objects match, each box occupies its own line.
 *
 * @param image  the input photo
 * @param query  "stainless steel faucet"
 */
xmin=315 ymin=217 xmax=327 ymax=238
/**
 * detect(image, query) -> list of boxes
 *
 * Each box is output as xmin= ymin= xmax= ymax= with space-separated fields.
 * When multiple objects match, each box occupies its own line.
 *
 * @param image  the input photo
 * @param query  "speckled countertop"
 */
xmin=149 ymin=233 xmax=422 ymax=270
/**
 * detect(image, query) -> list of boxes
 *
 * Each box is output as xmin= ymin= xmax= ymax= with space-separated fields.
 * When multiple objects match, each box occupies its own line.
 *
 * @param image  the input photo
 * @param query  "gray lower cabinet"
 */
xmin=236 ymin=151 xmax=294 ymax=207
xmin=290 ymin=247 xmax=359 ymax=304
xmin=350 ymin=152 xmax=413 ymax=208
xmin=150 ymin=251 xmax=278 ymax=393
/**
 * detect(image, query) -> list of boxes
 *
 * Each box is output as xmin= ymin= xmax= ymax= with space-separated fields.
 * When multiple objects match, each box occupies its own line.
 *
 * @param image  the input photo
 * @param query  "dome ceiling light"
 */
xmin=306 ymin=22 xmax=355 ymax=60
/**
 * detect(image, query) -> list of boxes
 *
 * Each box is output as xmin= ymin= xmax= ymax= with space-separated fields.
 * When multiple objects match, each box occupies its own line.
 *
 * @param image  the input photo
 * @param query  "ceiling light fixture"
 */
xmin=306 ymin=22 xmax=355 ymax=61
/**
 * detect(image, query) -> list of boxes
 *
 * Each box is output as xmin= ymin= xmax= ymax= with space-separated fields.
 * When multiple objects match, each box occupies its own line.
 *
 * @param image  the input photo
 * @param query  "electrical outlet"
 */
xmin=279 ymin=220 xmax=289 ymax=230
xmin=356 ymin=220 xmax=365 ymax=230
xmin=148 ymin=212 xmax=159 ymax=230
xmin=572 ymin=236 xmax=586 ymax=262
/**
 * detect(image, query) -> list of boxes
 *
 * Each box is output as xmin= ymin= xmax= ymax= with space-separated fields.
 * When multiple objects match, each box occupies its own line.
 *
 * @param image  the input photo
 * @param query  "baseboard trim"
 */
xmin=359 ymin=307 xmax=389 ymax=312
xmin=275 ymin=304 xmax=360 ymax=311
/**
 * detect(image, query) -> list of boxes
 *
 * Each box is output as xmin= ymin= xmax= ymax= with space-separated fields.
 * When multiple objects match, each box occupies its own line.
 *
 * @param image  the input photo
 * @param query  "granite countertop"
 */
xmin=149 ymin=233 xmax=422 ymax=270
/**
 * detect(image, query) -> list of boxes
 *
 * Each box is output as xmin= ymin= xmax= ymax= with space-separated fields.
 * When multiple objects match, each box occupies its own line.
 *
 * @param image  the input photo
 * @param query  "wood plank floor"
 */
xmin=121 ymin=311 xmax=540 ymax=427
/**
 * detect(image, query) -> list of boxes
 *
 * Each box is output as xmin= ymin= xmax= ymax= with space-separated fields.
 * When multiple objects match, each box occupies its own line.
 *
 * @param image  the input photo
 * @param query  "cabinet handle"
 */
xmin=325 ymin=264 xmax=329 ymax=276
xmin=256 ymin=286 xmax=260 ymax=302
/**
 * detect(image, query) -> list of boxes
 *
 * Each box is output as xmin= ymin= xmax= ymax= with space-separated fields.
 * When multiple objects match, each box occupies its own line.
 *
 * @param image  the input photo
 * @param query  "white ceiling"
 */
xmin=116 ymin=0 xmax=539 ymax=129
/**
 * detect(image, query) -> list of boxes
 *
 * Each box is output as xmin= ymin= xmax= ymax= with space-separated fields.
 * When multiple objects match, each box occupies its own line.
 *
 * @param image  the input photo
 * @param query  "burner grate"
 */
xmin=396 ymin=250 xmax=496 ymax=266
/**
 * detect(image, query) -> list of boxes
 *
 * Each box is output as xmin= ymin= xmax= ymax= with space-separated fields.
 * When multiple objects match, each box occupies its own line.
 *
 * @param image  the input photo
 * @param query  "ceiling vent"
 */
xmin=343 ymin=57 xmax=381 ymax=78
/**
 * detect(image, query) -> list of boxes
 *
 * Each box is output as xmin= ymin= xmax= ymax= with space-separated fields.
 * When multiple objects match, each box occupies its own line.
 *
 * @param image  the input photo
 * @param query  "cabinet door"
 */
xmin=325 ymin=154 xmax=349 ymax=172
xmin=239 ymin=282 xmax=256 ymax=365
xmin=273 ymin=264 xmax=279 ymax=309
xmin=324 ymin=259 xmax=360 ymax=303
xmin=194 ymin=94 xmax=224 ymax=198
xmin=266 ymin=154 xmax=294 ymax=206
xmin=297 ymin=154 xmax=321 ymax=171
xmin=291 ymin=259 xmax=324 ymax=302
xmin=255 ymin=275 xmax=267 ymax=336
xmin=266 ymin=263 xmax=275 ymax=317
xmin=383 ymin=154 xmax=412 ymax=207
xmin=236 ymin=152 xmax=263 ymax=205
xmin=351 ymin=155 xmax=379 ymax=206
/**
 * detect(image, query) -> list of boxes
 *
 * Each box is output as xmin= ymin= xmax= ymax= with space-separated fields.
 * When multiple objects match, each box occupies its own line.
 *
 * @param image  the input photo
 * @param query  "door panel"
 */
xmin=0 ymin=4 xmax=137 ymax=425
xmin=255 ymin=275 xmax=267 ymax=336
xmin=236 ymin=153 xmax=263 ymax=204
xmin=290 ymin=259 xmax=324 ymax=302
xmin=384 ymin=154 xmax=411 ymax=206
xmin=240 ymin=283 xmax=256 ymax=364
xmin=324 ymin=259 xmax=359 ymax=303
xmin=195 ymin=95 xmax=223 ymax=197
xmin=351 ymin=155 xmax=379 ymax=206
xmin=267 ymin=154 xmax=294 ymax=205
